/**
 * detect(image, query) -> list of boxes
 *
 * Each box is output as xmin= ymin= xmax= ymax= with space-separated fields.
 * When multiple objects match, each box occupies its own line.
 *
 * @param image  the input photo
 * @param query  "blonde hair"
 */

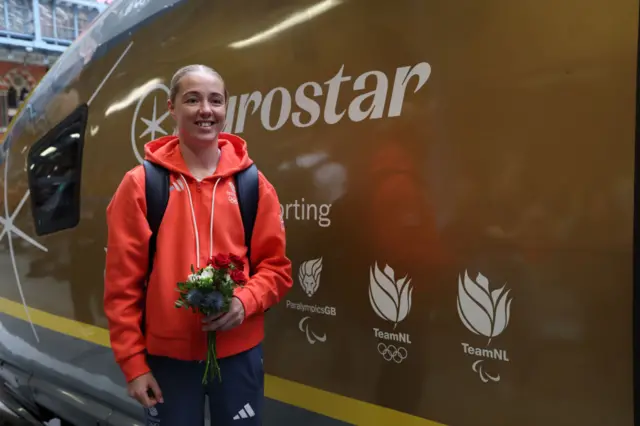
xmin=169 ymin=64 xmax=229 ymax=104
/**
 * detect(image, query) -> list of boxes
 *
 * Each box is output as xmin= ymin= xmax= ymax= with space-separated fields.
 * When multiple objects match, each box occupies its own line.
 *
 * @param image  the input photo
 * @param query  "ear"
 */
xmin=221 ymin=100 xmax=230 ymax=131
xmin=167 ymin=99 xmax=176 ymax=119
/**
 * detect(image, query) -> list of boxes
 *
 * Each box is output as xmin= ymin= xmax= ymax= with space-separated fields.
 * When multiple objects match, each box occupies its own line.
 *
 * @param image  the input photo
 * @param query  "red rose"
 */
xmin=230 ymin=269 xmax=247 ymax=285
xmin=229 ymin=254 xmax=244 ymax=271
xmin=213 ymin=254 xmax=231 ymax=269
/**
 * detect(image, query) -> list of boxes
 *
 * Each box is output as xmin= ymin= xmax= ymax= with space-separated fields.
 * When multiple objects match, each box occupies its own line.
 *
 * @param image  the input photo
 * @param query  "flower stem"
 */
xmin=202 ymin=331 xmax=222 ymax=385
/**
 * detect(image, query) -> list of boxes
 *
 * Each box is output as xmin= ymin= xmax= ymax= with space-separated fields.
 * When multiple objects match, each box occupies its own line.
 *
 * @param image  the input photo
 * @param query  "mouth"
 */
xmin=195 ymin=120 xmax=215 ymax=128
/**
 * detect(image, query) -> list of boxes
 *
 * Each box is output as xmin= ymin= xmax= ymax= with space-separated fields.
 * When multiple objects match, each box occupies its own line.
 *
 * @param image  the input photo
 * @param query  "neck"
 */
xmin=179 ymin=138 xmax=221 ymax=181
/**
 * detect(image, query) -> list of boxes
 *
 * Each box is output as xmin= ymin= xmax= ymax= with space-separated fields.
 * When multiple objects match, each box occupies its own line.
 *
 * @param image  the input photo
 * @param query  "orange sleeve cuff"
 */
xmin=235 ymin=286 xmax=259 ymax=319
xmin=120 ymin=352 xmax=150 ymax=383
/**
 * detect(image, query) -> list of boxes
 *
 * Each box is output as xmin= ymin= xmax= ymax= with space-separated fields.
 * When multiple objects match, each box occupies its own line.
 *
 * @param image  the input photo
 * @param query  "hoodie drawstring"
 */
xmin=209 ymin=177 xmax=220 ymax=261
xmin=180 ymin=175 xmax=221 ymax=269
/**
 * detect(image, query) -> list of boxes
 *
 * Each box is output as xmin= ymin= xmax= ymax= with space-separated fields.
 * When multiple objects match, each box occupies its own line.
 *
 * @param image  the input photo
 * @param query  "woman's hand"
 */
xmin=127 ymin=372 xmax=163 ymax=408
xmin=202 ymin=297 xmax=245 ymax=331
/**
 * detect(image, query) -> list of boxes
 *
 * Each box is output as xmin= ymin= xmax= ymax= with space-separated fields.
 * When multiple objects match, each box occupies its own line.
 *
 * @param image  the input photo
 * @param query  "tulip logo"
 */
xmin=457 ymin=270 xmax=512 ymax=346
xmin=457 ymin=270 xmax=513 ymax=383
xmin=299 ymin=258 xmax=323 ymax=297
xmin=369 ymin=262 xmax=413 ymax=329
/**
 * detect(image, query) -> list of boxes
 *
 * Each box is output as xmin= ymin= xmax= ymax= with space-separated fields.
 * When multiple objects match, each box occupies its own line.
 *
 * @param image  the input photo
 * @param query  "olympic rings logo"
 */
xmin=377 ymin=343 xmax=408 ymax=363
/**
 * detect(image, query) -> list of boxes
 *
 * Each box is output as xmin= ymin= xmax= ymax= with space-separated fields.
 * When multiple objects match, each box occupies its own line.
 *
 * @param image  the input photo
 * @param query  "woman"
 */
xmin=103 ymin=64 xmax=293 ymax=425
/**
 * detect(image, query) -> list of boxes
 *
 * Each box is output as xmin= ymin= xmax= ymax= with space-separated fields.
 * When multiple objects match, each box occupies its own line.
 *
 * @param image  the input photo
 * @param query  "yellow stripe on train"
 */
xmin=0 ymin=296 xmax=444 ymax=426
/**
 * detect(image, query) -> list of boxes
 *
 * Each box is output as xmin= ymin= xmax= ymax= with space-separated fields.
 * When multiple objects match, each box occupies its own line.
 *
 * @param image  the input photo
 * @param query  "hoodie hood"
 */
xmin=105 ymin=130 xmax=293 ymax=383
xmin=143 ymin=132 xmax=254 ymax=178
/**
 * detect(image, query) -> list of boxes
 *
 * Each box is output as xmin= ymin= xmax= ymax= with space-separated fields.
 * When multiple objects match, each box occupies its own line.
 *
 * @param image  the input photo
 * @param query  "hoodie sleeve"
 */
xmin=235 ymin=172 xmax=293 ymax=318
xmin=103 ymin=168 xmax=151 ymax=383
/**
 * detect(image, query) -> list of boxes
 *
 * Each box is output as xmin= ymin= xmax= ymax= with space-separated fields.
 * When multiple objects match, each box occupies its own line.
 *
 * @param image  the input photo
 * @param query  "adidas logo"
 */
xmin=170 ymin=179 xmax=186 ymax=192
xmin=170 ymin=180 xmax=186 ymax=192
xmin=233 ymin=403 xmax=255 ymax=420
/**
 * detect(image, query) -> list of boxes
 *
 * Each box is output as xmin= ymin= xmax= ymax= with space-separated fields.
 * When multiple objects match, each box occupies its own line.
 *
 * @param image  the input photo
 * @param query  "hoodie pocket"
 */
xmin=145 ymin=277 xmax=201 ymax=339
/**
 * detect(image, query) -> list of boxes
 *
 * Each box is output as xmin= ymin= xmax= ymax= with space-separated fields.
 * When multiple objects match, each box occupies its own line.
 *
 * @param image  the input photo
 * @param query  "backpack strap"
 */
xmin=143 ymin=159 xmax=170 ymax=283
xmin=234 ymin=163 xmax=259 ymax=275
xmin=142 ymin=160 xmax=263 ymax=313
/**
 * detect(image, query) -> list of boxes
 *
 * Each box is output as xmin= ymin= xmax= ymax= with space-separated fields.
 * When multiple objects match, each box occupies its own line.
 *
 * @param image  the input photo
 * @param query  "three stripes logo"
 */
xmin=170 ymin=179 xmax=186 ymax=192
xmin=233 ymin=403 xmax=255 ymax=420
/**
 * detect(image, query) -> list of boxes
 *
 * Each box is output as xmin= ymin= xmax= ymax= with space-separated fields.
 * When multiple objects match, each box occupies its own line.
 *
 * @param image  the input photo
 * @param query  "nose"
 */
xmin=198 ymin=100 xmax=213 ymax=117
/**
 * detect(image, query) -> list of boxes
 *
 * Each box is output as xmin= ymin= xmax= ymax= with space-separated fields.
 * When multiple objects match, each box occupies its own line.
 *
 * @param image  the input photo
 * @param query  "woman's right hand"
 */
xmin=127 ymin=372 xmax=164 ymax=408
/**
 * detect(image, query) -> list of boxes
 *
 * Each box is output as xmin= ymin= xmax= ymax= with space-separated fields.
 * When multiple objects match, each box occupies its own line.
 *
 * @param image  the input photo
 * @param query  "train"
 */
xmin=0 ymin=0 xmax=637 ymax=424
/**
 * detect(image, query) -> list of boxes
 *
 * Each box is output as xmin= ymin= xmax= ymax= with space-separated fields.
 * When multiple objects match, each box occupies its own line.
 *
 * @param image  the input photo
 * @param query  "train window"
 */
xmin=27 ymin=104 xmax=88 ymax=236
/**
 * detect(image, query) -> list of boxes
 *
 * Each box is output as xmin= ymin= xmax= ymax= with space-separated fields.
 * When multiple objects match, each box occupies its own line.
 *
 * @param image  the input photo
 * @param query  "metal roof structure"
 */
xmin=0 ymin=0 xmax=108 ymax=62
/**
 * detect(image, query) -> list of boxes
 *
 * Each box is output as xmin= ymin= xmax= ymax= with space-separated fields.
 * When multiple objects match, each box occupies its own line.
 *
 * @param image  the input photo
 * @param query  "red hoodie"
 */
xmin=104 ymin=133 xmax=293 ymax=383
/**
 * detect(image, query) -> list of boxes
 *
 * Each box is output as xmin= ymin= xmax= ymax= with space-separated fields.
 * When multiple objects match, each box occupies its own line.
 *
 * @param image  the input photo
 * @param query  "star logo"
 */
xmin=0 ymin=148 xmax=48 ymax=343
xmin=130 ymin=82 xmax=171 ymax=164
xmin=0 ymin=190 xmax=48 ymax=252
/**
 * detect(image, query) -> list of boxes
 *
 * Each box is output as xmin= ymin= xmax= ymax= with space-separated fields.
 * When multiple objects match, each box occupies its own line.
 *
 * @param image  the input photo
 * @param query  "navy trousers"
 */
xmin=144 ymin=343 xmax=264 ymax=426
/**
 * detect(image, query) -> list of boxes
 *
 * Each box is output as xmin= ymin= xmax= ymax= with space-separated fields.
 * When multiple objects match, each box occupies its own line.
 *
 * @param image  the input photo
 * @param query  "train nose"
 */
xmin=0 ymin=385 xmax=46 ymax=425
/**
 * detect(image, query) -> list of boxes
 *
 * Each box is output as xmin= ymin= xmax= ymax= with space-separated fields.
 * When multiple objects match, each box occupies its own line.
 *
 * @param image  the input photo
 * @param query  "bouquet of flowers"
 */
xmin=174 ymin=253 xmax=247 ymax=384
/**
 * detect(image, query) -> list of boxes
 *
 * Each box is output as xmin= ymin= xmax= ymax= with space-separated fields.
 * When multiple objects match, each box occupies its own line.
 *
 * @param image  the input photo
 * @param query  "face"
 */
xmin=168 ymin=70 xmax=227 ymax=146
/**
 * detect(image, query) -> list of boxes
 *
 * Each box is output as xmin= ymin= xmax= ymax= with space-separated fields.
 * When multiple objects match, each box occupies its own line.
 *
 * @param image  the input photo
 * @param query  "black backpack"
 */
xmin=143 ymin=160 xmax=259 ymax=280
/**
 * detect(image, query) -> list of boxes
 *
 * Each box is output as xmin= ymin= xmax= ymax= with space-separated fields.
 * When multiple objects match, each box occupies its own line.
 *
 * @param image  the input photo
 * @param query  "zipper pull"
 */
xmin=196 ymin=181 xmax=202 ymax=192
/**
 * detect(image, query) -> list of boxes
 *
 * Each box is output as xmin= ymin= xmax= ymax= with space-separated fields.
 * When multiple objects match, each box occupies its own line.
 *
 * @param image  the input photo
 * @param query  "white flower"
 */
xmin=200 ymin=268 xmax=213 ymax=279
xmin=188 ymin=274 xmax=197 ymax=282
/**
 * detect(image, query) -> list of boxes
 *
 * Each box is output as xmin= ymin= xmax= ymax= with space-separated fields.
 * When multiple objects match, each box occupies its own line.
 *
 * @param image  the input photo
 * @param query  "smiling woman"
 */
xmin=168 ymin=65 xmax=229 ymax=147
xmin=103 ymin=63 xmax=293 ymax=425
